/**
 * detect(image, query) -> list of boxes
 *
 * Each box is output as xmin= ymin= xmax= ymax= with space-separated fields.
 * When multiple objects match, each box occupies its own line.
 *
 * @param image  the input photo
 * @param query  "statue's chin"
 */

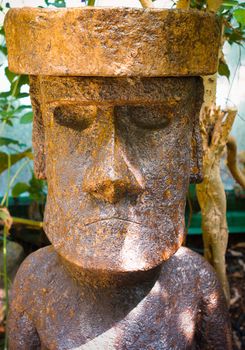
xmin=44 ymin=195 xmax=186 ymax=273
xmin=48 ymin=227 xmax=185 ymax=274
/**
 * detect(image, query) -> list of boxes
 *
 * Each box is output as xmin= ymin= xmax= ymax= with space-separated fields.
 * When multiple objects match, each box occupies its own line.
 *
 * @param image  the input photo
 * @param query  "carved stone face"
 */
xmin=30 ymin=76 xmax=203 ymax=272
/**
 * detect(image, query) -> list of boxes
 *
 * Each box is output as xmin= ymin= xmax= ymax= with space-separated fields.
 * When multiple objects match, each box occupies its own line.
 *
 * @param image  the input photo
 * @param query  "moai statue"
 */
xmin=5 ymin=7 xmax=232 ymax=350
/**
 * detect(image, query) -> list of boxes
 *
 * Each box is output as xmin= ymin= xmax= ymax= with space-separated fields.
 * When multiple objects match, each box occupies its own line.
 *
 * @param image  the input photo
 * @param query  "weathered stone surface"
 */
xmin=30 ymin=76 xmax=204 ymax=272
xmin=4 ymin=6 xmax=231 ymax=350
xmin=4 ymin=7 xmax=221 ymax=76
xmin=6 ymin=75 xmax=232 ymax=349
xmin=8 ymin=246 xmax=232 ymax=349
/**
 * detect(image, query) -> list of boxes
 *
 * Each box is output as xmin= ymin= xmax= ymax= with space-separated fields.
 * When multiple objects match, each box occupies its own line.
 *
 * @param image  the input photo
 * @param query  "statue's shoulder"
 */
xmin=10 ymin=246 xmax=60 ymax=305
xmin=164 ymin=246 xmax=214 ymax=270
xmin=160 ymin=246 xmax=221 ymax=285
xmin=13 ymin=245 xmax=59 ymax=281
xmin=7 ymin=246 xmax=61 ymax=347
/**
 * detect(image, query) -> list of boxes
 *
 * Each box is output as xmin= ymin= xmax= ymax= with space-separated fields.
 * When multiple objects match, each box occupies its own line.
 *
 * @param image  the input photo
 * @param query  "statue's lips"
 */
xmin=84 ymin=217 xmax=145 ymax=227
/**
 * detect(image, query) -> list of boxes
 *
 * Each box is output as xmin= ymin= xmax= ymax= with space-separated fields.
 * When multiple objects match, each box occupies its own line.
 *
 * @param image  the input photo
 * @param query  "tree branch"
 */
xmin=207 ymin=0 xmax=223 ymax=12
xmin=139 ymin=0 xmax=154 ymax=8
xmin=176 ymin=0 xmax=190 ymax=9
xmin=226 ymin=136 xmax=245 ymax=189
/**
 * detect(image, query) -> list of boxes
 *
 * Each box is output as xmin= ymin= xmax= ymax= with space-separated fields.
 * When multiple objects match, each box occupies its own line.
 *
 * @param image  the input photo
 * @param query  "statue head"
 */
xmin=5 ymin=7 xmax=221 ymax=272
xmin=30 ymin=75 xmax=204 ymax=272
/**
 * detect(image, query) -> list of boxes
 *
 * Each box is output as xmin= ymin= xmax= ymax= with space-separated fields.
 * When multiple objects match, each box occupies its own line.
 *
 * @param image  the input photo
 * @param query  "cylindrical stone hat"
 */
xmin=4 ymin=7 xmax=221 ymax=77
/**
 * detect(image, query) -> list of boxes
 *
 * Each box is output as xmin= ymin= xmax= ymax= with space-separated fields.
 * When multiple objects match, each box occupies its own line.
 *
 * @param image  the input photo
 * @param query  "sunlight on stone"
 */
xmin=73 ymin=328 xmax=117 ymax=350
xmin=178 ymin=310 xmax=195 ymax=340
xmin=150 ymin=281 xmax=169 ymax=300
xmin=207 ymin=291 xmax=219 ymax=313
xmin=175 ymin=246 xmax=186 ymax=257
xmin=149 ymin=280 xmax=161 ymax=297
xmin=120 ymin=228 xmax=146 ymax=270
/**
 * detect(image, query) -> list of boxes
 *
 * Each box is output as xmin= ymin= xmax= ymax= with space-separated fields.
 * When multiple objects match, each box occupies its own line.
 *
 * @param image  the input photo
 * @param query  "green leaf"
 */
xmin=28 ymin=174 xmax=47 ymax=202
xmin=0 ymin=45 xmax=7 ymax=56
xmin=1 ymin=110 xmax=15 ymax=117
xmin=234 ymin=9 xmax=245 ymax=26
xmin=20 ymin=112 xmax=33 ymax=124
xmin=1 ymin=109 xmax=16 ymax=119
xmin=14 ymin=105 xmax=32 ymax=114
xmin=0 ymin=137 xmax=22 ymax=147
xmin=6 ymin=120 xmax=13 ymax=127
xmin=225 ymin=26 xmax=245 ymax=44
xmin=18 ymin=75 xmax=29 ymax=87
xmin=229 ymin=31 xmax=244 ymax=44
xmin=0 ymin=91 xmax=11 ymax=98
xmin=16 ymin=92 xmax=29 ymax=98
xmin=45 ymin=0 xmax=66 ymax=7
xmin=0 ymin=148 xmax=33 ymax=174
xmin=10 ymin=75 xmax=29 ymax=97
xmin=222 ymin=0 xmax=238 ymax=6
xmin=5 ymin=67 xmax=16 ymax=83
xmin=12 ymin=182 xmax=30 ymax=197
xmin=16 ymin=105 xmax=32 ymax=110
xmin=218 ymin=60 xmax=230 ymax=79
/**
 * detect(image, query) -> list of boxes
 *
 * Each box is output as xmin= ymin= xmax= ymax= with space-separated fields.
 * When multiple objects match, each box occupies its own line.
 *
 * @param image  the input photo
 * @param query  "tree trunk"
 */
xmin=196 ymin=107 xmax=237 ymax=302
xmin=197 ymin=158 xmax=229 ymax=299
xmin=195 ymin=7 xmax=234 ymax=302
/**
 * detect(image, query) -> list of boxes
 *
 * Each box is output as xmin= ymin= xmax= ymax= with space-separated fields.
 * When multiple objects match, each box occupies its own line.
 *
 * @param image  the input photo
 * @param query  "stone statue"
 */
xmin=4 ymin=7 xmax=232 ymax=349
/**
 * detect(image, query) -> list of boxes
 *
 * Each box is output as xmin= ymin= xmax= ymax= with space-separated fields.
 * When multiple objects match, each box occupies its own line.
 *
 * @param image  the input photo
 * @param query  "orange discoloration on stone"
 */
xmin=4 ymin=8 xmax=221 ymax=77
xmin=163 ymin=189 xmax=172 ymax=200
xmin=4 ymin=7 xmax=231 ymax=350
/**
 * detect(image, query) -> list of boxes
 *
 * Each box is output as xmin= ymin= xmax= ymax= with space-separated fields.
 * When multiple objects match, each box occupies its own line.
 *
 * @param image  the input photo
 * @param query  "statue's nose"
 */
xmin=82 ymin=108 xmax=144 ymax=204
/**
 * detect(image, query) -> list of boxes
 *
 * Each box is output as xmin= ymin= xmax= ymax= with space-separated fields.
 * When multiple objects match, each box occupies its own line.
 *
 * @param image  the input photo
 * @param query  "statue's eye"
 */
xmin=117 ymin=105 xmax=174 ymax=130
xmin=53 ymin=105 xmax=97 ymax=131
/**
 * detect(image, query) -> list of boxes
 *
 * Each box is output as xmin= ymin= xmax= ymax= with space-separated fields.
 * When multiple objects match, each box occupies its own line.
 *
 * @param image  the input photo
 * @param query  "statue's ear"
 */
xmin=189 ymin=78 xmax=204 ymax=184
xmin=29 ymin=76 xmax=46 ymax=180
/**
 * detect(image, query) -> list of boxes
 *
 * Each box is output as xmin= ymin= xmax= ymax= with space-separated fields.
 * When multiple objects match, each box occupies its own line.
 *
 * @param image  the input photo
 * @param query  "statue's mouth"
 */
xmin=84 ymin=217 xmax=143 ymax=227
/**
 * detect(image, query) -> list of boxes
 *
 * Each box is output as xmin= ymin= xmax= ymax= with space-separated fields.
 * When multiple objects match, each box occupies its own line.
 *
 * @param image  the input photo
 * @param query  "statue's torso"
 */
xmin=8 ymin=246 xmax=231 ymax=350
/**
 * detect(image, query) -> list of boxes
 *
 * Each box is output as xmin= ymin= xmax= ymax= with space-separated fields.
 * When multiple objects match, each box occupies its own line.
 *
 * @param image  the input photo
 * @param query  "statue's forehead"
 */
xmin=38 ymin=76 xmax=197 ymax=105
